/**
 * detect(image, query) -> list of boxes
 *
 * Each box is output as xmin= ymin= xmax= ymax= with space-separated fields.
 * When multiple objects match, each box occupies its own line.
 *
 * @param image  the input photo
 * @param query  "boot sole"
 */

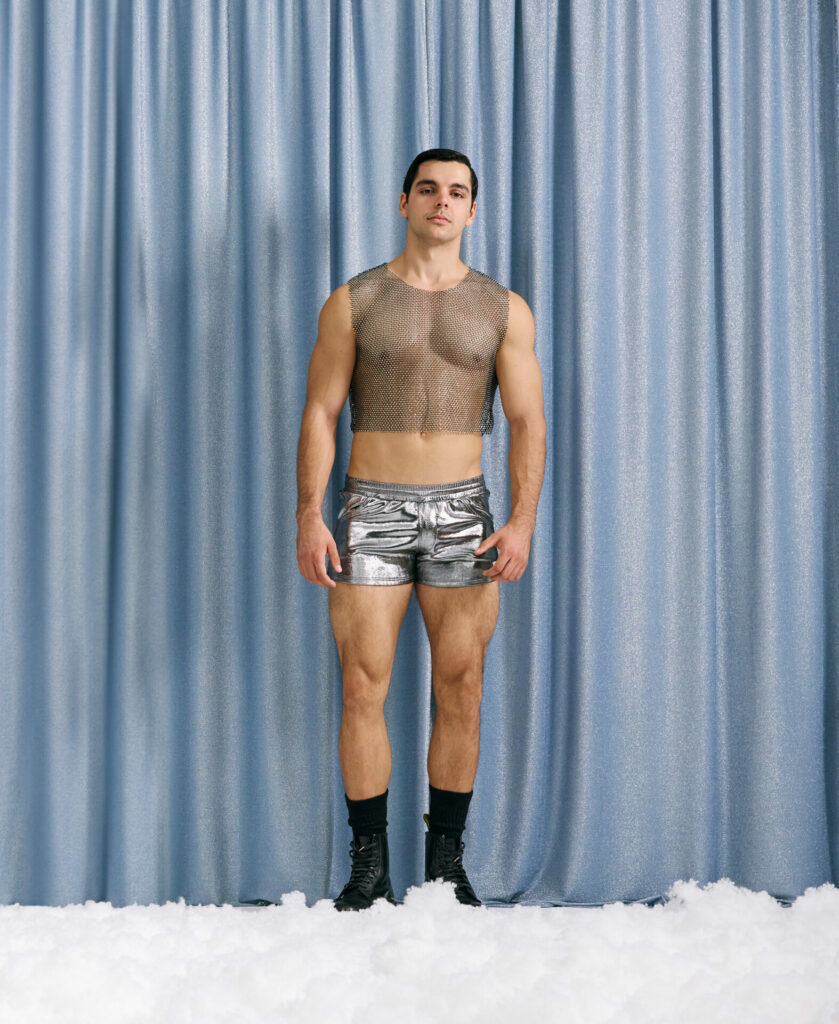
xmin=334 ymin=879 xmax=397 ymax=910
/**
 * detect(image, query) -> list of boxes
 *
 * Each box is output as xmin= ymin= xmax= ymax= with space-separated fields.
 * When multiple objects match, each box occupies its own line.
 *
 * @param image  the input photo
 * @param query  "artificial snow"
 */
xmin=1 ymin=877 xmax=838 ymax=1023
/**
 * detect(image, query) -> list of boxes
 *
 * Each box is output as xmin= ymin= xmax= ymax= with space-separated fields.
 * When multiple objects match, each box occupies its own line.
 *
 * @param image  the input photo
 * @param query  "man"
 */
xmin=296 ymin=147 xmax=546 ymax=911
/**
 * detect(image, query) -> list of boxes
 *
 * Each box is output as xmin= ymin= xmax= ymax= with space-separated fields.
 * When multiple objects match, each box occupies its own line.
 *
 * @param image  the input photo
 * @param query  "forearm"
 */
xmin=296 ymin=405 xmax=337 ymax=522
xmin=508 ymin=417 xmax=546 ymax=530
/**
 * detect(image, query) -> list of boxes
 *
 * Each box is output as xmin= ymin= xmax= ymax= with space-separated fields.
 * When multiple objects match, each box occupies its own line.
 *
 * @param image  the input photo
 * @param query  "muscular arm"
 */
xmin=495 ymin=291 xmax=547 ymax=529
xmin=473 ymin=291 xmax=545 ymax=583
xmin=296 ymin=283 xmax=356 ymax=585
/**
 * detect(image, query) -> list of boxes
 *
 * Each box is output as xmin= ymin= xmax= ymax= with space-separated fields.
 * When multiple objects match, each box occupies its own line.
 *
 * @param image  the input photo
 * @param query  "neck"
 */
xmin=390 ymin=243 xmax=466 ymax=287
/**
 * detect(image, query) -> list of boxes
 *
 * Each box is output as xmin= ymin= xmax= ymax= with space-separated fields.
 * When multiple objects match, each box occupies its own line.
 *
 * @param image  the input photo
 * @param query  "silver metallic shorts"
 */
xmin=326 ymin=474 xmax=498 ymax=587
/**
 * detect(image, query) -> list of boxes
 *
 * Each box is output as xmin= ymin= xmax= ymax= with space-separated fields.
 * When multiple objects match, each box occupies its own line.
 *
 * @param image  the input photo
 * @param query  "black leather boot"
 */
xmin=334 ymin=832 xmax=397 ymax=911
xmin=423 ymin=813 xmax=482 ymax=906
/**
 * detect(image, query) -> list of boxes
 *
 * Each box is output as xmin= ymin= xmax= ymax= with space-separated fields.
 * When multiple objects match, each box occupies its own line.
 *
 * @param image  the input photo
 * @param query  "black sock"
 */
xmin=345 ymin=788 xmax=388 ymax=841
xmin=427 ymin=784 xmax=473 ymax=839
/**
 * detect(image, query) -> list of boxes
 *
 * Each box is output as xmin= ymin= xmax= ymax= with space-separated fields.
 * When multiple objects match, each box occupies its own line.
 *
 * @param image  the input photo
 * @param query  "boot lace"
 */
xmin=343 ymin=838 xmax=379 ymax=889
xmin=437 ymin=840 xmax=471 ymax=888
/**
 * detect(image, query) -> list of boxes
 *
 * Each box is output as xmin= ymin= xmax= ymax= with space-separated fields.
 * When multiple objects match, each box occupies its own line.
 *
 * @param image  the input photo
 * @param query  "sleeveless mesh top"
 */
xmin=347 ymin=262 xmax=510 ymax=434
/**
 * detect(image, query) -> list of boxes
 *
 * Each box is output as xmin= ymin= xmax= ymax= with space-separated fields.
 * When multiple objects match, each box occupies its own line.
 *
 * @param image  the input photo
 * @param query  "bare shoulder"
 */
xmin=318 ymin=281 xmax=354 ymax=340
xmin=500 ymin=289 xmax=536 ymax=351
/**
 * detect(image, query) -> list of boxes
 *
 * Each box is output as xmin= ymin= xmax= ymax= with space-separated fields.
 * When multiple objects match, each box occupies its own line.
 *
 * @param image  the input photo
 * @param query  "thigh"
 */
xmin=328 ymin=581 xmax=414 ymax=683
xmin=415 ymin=580 xmax=500 ymax=676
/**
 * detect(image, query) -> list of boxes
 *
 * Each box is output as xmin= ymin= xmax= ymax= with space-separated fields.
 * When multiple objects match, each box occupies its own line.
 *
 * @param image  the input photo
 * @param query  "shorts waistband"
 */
xmin=343 ymin=474 xmax=488 ymax=501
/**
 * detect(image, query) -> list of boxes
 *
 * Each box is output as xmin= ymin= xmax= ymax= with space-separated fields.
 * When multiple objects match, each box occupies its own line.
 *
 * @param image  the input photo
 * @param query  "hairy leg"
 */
xmin=328 ymin=581 xmax=414 ymax=799
xmin=414 ymin=581 xmax=500 ymax=790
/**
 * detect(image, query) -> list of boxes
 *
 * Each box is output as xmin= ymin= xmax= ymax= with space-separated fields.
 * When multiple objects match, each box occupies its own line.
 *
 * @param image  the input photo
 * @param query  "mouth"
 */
xmin=428 ymin=216 xmax=449 ymax=223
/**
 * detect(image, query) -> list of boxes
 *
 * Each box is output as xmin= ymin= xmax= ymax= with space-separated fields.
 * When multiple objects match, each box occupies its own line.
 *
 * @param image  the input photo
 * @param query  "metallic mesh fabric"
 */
xmin=347 ymin=263 xmax=510 ymax=434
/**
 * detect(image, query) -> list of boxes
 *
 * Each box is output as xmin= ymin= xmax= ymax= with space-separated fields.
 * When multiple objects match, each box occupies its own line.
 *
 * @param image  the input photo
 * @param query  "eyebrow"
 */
xmin=414 ymin=178 xmax=470 ymax=193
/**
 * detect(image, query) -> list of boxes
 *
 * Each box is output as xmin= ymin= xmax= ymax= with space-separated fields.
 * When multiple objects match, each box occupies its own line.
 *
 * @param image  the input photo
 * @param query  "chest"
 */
xmin=356 ymin=304 xmax=500 ymax=371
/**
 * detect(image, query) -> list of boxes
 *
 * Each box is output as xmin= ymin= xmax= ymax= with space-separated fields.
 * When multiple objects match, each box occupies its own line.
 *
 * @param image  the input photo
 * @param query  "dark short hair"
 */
xmin=402 ymin=148 xmax=478 ymax=204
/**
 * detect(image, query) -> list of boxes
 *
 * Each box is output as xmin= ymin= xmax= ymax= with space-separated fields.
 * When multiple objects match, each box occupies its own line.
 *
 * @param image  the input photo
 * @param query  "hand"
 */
xmin=474 ymin=519 xmax=533 ymax=582
xmin=297 ymin=512 xmax=342 ymax=587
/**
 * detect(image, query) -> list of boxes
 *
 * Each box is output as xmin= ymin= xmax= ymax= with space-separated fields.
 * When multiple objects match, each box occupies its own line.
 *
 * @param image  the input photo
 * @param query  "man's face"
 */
xmin=400 ymin=160 xmax=476 ymax=240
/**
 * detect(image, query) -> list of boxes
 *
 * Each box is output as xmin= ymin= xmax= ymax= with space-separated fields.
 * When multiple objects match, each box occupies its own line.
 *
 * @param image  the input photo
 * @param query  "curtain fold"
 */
xmin=0 ymin=0 xmax=837 ymax=907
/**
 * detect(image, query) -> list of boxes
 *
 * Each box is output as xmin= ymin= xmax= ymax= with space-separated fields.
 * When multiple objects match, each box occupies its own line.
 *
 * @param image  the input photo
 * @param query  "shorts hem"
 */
xmin=329 ymin=575 xmax=414 ymax=586
xmin=327 ymin=574 xmax=495 ymax=587
xmin=416 ymin=577 xmax=495 ymax=587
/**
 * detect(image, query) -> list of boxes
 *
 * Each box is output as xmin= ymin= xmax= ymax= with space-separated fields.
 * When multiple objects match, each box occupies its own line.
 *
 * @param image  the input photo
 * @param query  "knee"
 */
xmin=341 ymin=663 xmax=389 ymax=717
xmin=433 ymin=665 xmax=483 ymax=720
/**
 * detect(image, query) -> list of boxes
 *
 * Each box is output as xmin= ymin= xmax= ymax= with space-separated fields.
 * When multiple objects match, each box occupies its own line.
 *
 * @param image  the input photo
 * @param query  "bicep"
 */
xmin=495 ymin=293 xmax=544 ymax=425
xmin=305 ymin=284 xmax=357 ymax=421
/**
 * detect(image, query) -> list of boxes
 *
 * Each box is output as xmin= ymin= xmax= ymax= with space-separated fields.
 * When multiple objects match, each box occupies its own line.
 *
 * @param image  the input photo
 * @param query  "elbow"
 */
xmin=303 ymin=401 xmax=341 ymax=432
xmin=508 ymin=413 xmax=547 ymax=436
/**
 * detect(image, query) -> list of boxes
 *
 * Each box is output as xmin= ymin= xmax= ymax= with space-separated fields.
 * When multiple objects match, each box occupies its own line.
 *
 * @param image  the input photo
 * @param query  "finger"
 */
xmin=306 ymin=552 xmax=332 ymax=588
xmin=494 ymin=566 xmax=518 ymax=581
xmin=327 ymin=536 xmax=343 ymax=574
xmin=300 ymin=557 xmax=319 ymax=586
xmin=474 ymin=532 xmax=499 ymax=556
xmin=480 ymin=549 xmax=501 ymax=574
xmin=315 ymin=554 xmax=335 ymax=588
xmin=483 ymin=554 xmax=509 ymax=577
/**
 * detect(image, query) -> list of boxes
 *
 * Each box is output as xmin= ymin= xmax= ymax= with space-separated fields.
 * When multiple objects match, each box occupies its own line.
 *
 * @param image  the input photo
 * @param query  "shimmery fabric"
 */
xmin=327 ymin=475 xmax=498 ymax=586
xmin=347 ymin=264 xmax=509 ymax=434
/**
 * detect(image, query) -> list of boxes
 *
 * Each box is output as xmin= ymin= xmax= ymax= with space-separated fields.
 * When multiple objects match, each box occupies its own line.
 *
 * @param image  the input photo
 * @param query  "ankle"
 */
xmin=426 ymin=783 xmax=473 ymax=839
xmin=345 ymin=787 xmax=388 ymax=842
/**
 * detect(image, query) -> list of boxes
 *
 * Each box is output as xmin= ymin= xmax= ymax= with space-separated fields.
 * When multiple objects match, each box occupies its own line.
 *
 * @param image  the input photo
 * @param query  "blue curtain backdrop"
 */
xmin=1 ymin=0 xmax=838 ymax=908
